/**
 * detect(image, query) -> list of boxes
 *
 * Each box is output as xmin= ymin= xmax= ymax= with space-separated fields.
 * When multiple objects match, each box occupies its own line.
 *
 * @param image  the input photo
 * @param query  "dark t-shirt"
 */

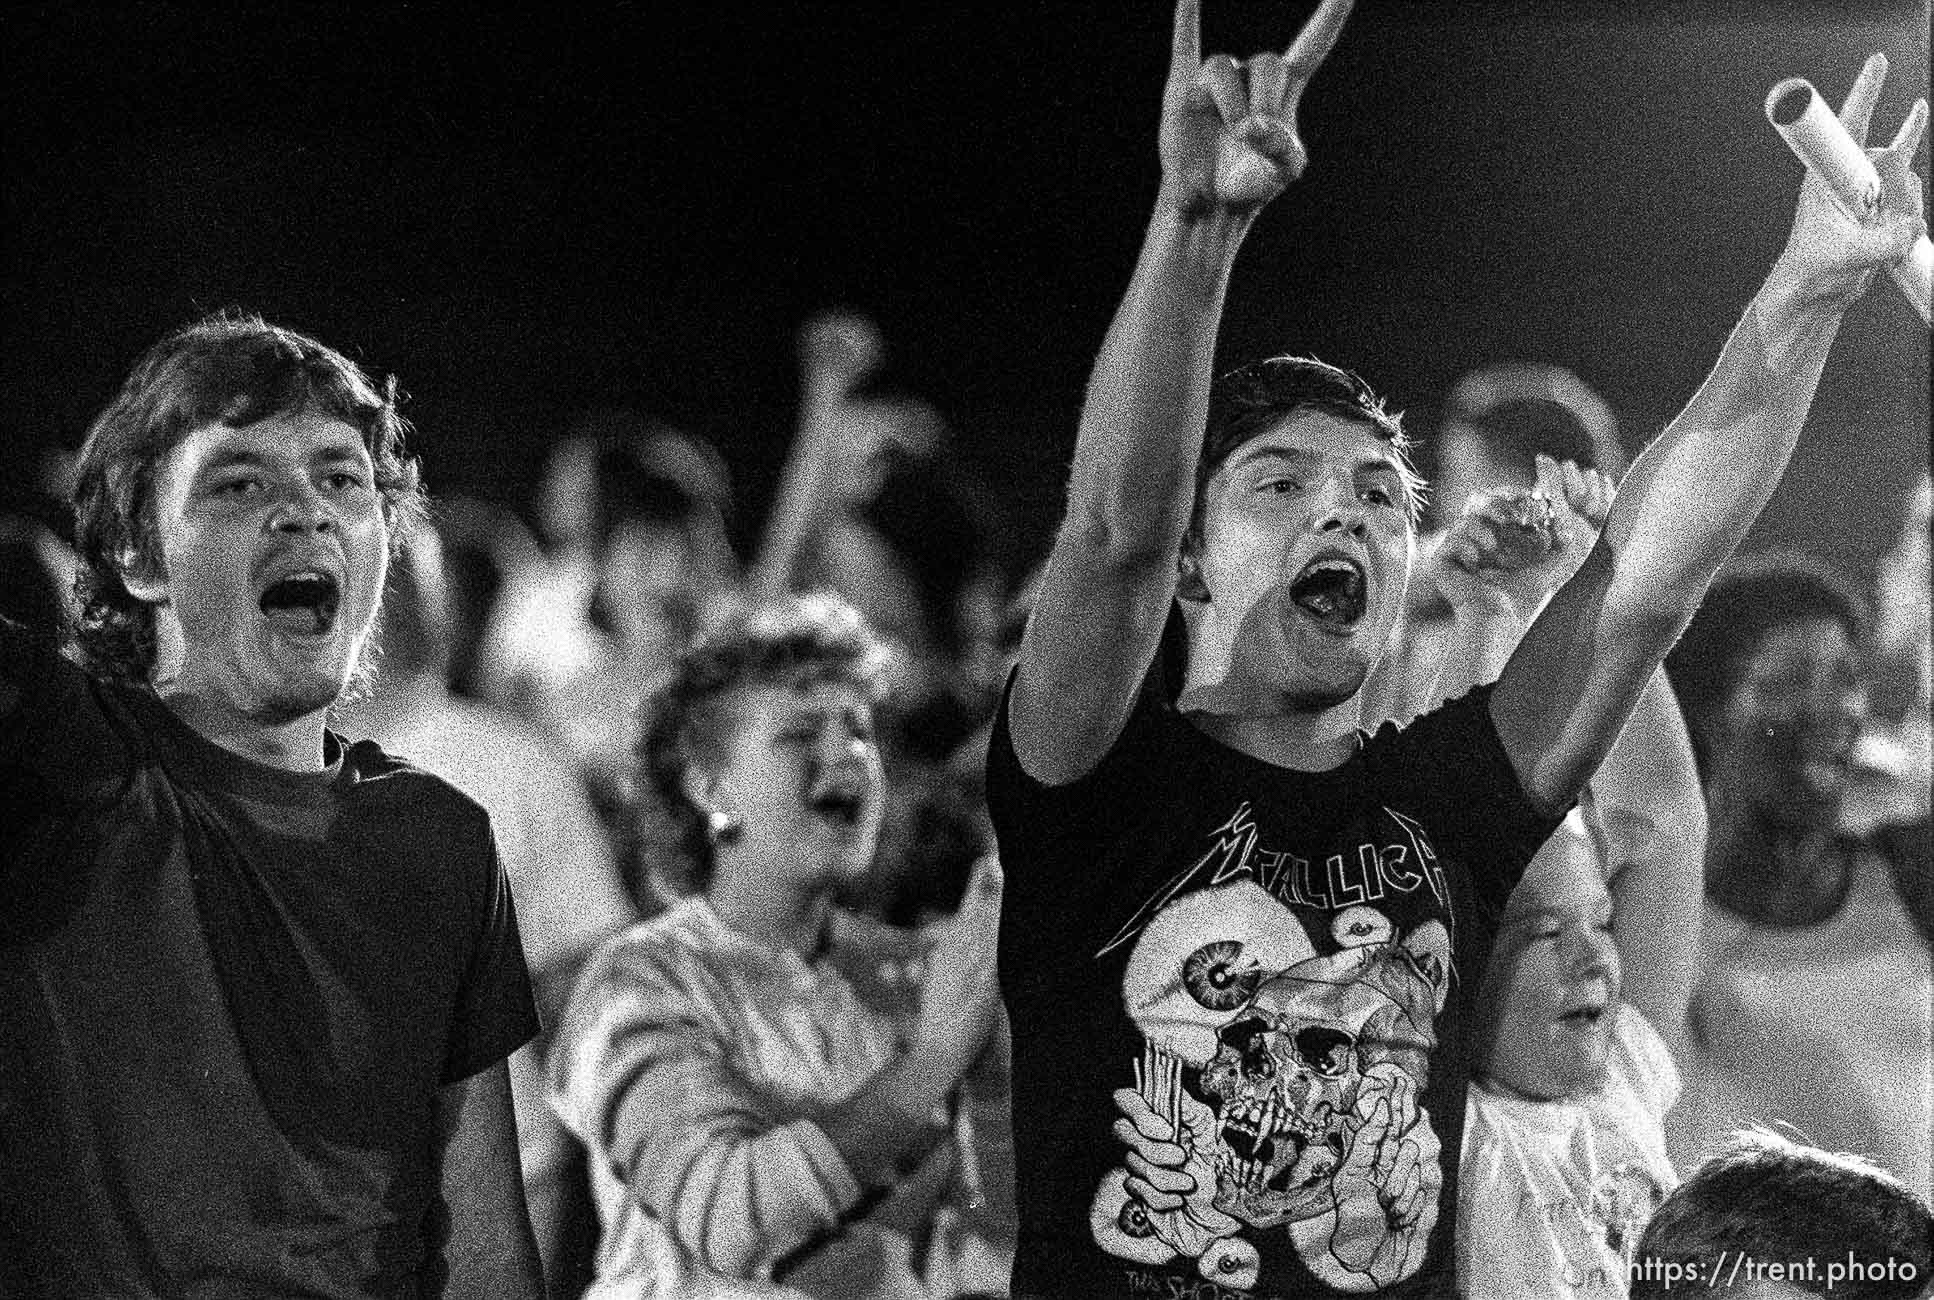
xmin=0 ymin=622 xmax=539 ymax=1299
xmin=987 ymin=635 xmax=1562 ymax=1299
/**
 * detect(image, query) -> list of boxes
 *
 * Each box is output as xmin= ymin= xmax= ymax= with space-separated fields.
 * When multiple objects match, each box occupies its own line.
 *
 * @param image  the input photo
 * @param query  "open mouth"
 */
xmin=1288 ymin=556 xmax=1367 ymax=628
xmin=1557 ymin=1005 xmax=1607 ymax=1029
xmin=806 ymin=780 xmax=867 ymax=829
xmin=259 ymin=570 xmax=341 ymax=636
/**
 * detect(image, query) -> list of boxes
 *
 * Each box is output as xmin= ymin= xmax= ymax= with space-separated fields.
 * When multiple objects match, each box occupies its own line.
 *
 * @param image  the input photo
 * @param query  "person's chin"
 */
xmin=1275 ymin=631 xmax=1371 ymax=709
xmin=1553 ymin=1038 xmax=1612 ymax=1098
xmin=247 ymin=640 xmax=353 ymax=723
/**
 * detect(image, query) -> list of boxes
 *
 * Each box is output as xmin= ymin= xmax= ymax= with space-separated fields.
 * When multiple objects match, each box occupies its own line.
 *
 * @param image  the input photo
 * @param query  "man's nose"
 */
xmin=268 ymin=482 xmax=334 ymax=533
xmin=1315 ymin=480 xmax=1369 ymax=539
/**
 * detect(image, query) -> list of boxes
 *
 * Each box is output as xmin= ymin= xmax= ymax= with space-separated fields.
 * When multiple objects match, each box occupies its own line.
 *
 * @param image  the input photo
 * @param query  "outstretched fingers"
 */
xmin=1836 ymin=51 xmax=1888 ymax=144
xmin=1283 ymin=0 xmax=1356 ymax=79
xmin=1170 ymin=0 xmax=1201 ymax=84
xmin=1886 ymin=97 xmax=1929 ymax=162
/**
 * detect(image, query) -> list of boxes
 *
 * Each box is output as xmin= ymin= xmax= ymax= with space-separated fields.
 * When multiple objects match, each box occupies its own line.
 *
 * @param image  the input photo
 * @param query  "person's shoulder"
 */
xmin=344 ymin=736 xmax=476 ymax=802
xmin=1366 ymin=681 xmax=1500 ymax=753
xmin=988 ymin=652 xmax=1182 ymax=800
xmin=579 ymin=901 xmax=720 ymax=987
xmin=559 ymin=903 xmax=729 ymax=1034
xmin=340 ymin=736 xmax=495 ymax=840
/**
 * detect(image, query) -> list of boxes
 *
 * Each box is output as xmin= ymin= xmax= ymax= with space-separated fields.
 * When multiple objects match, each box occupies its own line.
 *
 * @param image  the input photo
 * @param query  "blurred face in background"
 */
xmin=1429 ymin=426 xmax=1531 ymax=532
xmin=699 ymin=678 xmax=886 ymax=898
xmin=1712 ymin=617 xmax=1866 ymax=826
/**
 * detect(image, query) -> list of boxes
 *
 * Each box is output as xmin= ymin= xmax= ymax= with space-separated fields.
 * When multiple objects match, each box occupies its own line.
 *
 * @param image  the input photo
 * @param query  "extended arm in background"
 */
xmin=422 ymin=1060 xmax=544 ymax=1299
xmin=1009 ymin=0 xmax=1356 ymax=787
xmin=1399 ymin=457 xmax=1614 ymax=722
xmin=746 ymin=313 xmax=938 ymax=602
xmin=1589 ymin=670 xmax=1707 ymax=1066
xmin=1492 ymin=54 xmax=1929 ymax=816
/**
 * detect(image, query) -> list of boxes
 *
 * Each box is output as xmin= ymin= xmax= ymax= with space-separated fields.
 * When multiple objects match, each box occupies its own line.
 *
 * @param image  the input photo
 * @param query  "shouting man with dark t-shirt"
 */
xmin=985 ymin=2 xmax=1928 ymax=1296
xmin=0 ymin=314 xmax=544 ymax=1297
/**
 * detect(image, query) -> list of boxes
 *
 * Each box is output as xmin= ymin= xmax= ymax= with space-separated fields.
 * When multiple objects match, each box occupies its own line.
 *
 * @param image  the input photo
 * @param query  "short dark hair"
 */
xmin=1631 ymin=1128 xmax=1933 ymax=1299
xmin=1664 ymin=550 xmax=1867 ymax=781
xmin=69 ymin=311 xmax=426 ymax=682
xmin=633 ymin=592 xmax=891 ymax=909
xmin=1196 ymin=355 xmax=1424 ymax=530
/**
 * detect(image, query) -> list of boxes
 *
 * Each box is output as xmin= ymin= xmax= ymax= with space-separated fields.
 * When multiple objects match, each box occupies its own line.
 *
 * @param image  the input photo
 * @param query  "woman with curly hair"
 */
xmin=550 ymin=592 xmax=1011 ymax=1298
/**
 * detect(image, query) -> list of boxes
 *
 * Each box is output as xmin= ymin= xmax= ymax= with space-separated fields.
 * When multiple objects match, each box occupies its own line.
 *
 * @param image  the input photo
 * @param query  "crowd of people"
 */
xmin=1 ymin=1 xmax=1930 ymax=1297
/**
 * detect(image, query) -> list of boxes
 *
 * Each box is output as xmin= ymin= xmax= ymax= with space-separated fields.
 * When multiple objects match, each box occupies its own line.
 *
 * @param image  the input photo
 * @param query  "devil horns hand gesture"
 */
xmin=1776 ymin=52 xmax=1929 ymax=313
xmin=1160 ymin=0 xmax=1355 ymax=217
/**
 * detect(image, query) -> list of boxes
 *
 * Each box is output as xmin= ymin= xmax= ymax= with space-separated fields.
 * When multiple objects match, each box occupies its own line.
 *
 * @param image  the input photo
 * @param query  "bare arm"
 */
xmin=422 ymin=1060 xmax=544 ymax=1299
xmin=1009 ymin=0 xmax=1356 ymax=786
xmin=1591 ymin=669 xmax=1707 ymax=1065
xmin=1493 ymin=57 xmax=1928 ymax=815
xmin=1383 ymin=453 xmax=1613 ymax=724
xmin=747 ymin=314 xmax=934 ymax=602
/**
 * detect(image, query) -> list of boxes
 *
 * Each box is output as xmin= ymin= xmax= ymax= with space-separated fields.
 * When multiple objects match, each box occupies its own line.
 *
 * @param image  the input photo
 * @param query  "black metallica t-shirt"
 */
xmin=987 ymin=636 xmax=1561 ymax=1299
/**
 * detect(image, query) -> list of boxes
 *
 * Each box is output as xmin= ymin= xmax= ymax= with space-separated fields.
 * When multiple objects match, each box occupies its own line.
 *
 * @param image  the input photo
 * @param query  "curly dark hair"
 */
xmin=69 ymin=311 xmax=427 ymax=682
xmin=1664 ymin=550 xmax=1867 ymax=783
xmin=1196 ymin=354 xmax=1425 ymax=530
xmin=633 ymin=592 xmax=891 ymax=910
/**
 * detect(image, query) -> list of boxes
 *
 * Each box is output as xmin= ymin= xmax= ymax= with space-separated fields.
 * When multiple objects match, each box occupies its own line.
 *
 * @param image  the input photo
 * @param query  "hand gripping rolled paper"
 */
xmin=1767 ymin=77 xmax=1933 ymax=324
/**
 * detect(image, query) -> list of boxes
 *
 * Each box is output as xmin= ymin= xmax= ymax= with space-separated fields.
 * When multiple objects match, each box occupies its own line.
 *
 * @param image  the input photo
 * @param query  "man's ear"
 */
xmin=1176 ymin=533 xmax=1211 ymax=603
xmin=117 ymin=548 xmax=168 ymax=605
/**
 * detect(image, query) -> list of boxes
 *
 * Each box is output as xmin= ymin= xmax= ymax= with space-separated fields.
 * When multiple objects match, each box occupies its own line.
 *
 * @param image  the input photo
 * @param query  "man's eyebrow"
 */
xmin=194 ymin=449 xmax=271 ymax=477
xmin=312 ymin=442 xmax=369 ymax=465
xmin=1232 ymin=445 xmax=1319 ymax=470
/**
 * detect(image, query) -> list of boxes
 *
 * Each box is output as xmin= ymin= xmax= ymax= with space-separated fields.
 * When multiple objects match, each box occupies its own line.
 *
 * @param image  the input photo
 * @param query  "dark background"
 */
xmin=4 ymin=1 xmax=1928 ymax=584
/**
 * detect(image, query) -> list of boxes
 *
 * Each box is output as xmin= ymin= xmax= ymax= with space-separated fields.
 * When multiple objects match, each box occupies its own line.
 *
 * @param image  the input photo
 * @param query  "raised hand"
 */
xmin=798 ymin=310 xmax=885 ymax=395
xmin=1160 ymin=0 xmax=1355 ymax=216
xmin=1776 ymin=53 xmax=1928 ymax=307
xmin=1434 ymin=456 xmax=1615 ymax=620
xmin=913 ymin=856 xmax=1005 ymax=1078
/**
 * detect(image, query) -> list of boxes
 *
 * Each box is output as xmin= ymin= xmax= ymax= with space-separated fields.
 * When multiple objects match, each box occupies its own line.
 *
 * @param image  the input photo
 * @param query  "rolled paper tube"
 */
xmin=1767 ymin=77 xmax=1933 ymax=323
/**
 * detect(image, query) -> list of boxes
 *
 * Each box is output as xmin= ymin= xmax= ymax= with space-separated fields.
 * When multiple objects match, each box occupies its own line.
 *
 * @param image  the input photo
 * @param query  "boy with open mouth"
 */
xmin=1 ymin=313 xmax=545 ymax=1296
xmin=985 ymin=2 xmax=1927 ymax=1294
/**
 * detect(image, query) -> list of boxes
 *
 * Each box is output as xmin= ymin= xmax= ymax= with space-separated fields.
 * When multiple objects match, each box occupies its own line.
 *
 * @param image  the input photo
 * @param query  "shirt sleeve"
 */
xmin=550 ymin=940 xmax=863 ymax=1280
xmin=441 ymin=829 xmax=541 ymax=1084
xmin=1458 ymin=1090 xmax=1581 ymax=1300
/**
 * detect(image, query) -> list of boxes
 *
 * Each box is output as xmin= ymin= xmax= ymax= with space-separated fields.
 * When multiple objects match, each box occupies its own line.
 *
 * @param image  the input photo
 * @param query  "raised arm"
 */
xmin=1492 ymin=55 xmax=1928 ymax=814
xmin=1589 ymin=669 xmax=1706 ymax=1066
xmin=747 ymin=313 xmax=935 ymax=602
xmin=1393 ymin=458 xmax=1615 ymax=723
xmin=1008 ymin=0 xmax=1355 ymax=786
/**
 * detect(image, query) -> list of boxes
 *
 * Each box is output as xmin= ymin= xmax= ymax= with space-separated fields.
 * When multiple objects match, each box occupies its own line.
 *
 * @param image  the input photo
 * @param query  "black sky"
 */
xmin=4 ymin=1 xmax=1928 ymax=578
